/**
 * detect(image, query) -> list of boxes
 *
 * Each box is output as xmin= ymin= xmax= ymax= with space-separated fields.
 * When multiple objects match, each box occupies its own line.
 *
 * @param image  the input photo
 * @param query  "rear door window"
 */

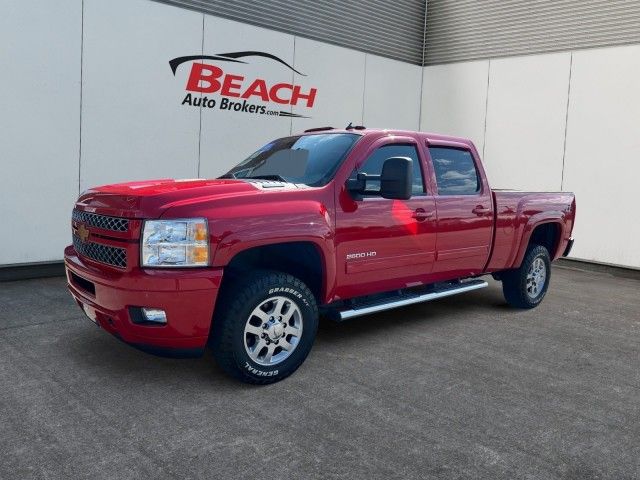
xmin=429 ymin=147 xmax=480 ymax=195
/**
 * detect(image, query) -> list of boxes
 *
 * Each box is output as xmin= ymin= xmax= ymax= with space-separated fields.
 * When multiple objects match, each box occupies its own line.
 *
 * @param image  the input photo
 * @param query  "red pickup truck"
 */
xmin=65 ymin=127 xmax=575 ymax=383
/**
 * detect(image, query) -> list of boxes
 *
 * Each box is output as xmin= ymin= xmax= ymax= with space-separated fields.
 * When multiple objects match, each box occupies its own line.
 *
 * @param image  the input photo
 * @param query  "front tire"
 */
xmin=502 ymin=244 xmax=551 ymax=309
xmin=210 ymin=270 xmax=318 ymax=384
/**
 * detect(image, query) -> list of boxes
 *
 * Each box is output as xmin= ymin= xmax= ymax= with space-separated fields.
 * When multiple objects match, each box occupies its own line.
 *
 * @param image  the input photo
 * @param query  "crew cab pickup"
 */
xmin=64 ymin=128 xmax=576 ymax=383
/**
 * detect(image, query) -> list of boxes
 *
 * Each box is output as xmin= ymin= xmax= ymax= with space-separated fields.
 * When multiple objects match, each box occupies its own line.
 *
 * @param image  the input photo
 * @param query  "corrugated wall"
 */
xmin=154 ymin=0 xmax=427 ymax=65
xmin=424 ymin=0 xmax=640 ymax=65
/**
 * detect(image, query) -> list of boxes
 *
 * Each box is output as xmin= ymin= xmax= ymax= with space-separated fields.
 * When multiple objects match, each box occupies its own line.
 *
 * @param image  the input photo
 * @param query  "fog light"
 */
xmin=141 ymin=308 xmax=167 ymax=324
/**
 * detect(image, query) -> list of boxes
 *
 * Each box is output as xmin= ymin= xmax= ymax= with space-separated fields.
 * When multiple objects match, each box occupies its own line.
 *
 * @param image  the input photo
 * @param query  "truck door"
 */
xmin=426 ymin=142 xmax=493 ymax=277
xmin=334 ymin=137 xmax=437 ymax=298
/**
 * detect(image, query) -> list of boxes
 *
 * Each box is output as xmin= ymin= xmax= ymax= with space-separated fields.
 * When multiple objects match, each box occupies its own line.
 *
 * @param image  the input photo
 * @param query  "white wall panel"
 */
xmin=563 ymin=45 xmax=640 ymax=268
xmin=198 ymin=16 xmax=295 ymax=178
xmin=420 ymin=61 xmax=489 ymax=153
xmin=483 ymin=53 xmax=570 ymax=191
xmin=362 ymin=55 xmax=421 ymax=131
xmin=80 ymin=0 xmax=202 ymax=190
xmin=290 ymin=38 xmax=366 ymax=132
xmin=0 ymin=0 xmax=81 ymax=264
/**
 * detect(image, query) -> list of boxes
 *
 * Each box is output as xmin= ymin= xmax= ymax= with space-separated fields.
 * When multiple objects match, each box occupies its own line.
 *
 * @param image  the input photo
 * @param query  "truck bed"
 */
xmin=487 ymin=190 xmax=576 ymax=272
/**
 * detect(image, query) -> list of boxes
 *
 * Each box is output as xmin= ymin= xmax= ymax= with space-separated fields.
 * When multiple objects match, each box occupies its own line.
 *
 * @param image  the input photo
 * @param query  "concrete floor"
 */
xmin=0 ymin=265 xmax=638 ymax=480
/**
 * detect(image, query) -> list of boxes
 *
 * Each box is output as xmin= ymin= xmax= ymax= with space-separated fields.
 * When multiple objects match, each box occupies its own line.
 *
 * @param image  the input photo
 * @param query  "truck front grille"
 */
xmin=72 ymin=209 xmax=129 ymax=232
xmin=73 ymin=235 xmax=127 ymax=268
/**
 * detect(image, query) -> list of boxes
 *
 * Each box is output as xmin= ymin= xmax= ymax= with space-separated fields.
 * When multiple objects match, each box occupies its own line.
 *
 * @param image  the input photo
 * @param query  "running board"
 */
xmin=335 ymin=279 xmax=488 ymax=321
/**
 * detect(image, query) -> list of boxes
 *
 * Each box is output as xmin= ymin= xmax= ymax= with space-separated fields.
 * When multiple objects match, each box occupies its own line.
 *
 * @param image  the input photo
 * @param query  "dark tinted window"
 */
xmin=360 ymin=144 xmax=425 ymax=195
xmin=222 ymin=133 xmax=360 ymax=186
xmin=429 ymin=147 xmax=480 ymax=195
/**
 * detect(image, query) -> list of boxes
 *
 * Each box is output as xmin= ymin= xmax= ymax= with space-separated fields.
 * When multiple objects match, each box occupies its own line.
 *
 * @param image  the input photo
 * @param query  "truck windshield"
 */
xmin=220 ymin=133 xmax=361 ymax=186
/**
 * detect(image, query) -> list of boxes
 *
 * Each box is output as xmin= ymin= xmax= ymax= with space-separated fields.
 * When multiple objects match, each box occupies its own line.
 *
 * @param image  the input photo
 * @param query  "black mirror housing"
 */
xmin=346 ymin=172 xmax=367 ymax=193
xmin=380 ymin=157 xmax=413 ymax=200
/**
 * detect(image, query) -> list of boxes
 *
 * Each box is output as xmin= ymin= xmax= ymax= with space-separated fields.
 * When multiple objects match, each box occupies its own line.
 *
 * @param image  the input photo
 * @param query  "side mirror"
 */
xmin=380 ymin=157 xmax=412 ymax=200
xmin=346 ymin=172 xmax=368 ymax=193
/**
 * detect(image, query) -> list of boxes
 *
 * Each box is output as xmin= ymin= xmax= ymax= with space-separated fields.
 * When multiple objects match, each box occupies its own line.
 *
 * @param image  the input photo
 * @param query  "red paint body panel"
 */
xmin=64 ymin=129 xmax=576 ymax=351
xmin=426 ymin=138 xmax=494 ymax=278
xmin=333 ymin=134 xmax=437 ymax=299
xmin=65 ymin=246 xmax=221 ymax=349
xmin=488 ymin=190 xmax=576 ymax=270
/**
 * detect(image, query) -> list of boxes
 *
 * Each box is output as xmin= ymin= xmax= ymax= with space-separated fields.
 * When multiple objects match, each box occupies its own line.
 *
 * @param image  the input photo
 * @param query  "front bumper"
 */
xmin=64 ymin=245 xmax=222 ymax=354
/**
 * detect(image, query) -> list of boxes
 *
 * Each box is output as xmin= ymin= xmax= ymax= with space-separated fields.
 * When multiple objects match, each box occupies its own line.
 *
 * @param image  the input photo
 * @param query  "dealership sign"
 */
xmin=169 ymin=51 xmax=316 ymax=118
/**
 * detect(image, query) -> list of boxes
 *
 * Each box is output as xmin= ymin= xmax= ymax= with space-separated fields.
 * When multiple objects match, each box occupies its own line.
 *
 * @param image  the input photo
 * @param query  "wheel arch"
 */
xmin=216 ymin=239 xmax=333 ymax=305
xmin=512 ymin=218 xmax=563 ymax=268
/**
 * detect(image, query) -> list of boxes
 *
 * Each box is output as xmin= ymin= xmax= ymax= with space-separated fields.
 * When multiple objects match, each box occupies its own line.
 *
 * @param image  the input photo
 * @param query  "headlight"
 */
xmin=141 ymin=218 xmax=209 ymax=267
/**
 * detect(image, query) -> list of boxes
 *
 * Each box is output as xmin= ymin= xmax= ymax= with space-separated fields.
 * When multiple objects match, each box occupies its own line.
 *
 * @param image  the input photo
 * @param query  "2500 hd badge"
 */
xmin=346 ymin=251 xmax=377 ymax=260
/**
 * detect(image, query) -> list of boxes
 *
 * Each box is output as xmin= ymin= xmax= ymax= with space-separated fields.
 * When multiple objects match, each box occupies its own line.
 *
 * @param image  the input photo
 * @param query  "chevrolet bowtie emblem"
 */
xmin=77 ymin=223 xmax=90 ymax=242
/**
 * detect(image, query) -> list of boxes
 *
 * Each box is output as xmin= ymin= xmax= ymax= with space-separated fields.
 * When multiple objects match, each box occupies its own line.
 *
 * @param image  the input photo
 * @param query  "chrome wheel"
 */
xmin=526 ymin=257 xmax=547 ymax=299
xmin=243 ymin=296 xmax=303 ymax=366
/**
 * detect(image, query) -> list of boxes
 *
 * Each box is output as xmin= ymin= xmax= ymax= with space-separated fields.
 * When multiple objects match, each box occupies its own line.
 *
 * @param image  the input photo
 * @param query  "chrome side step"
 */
xmin=336 ymin=279 xmax=488 ymax=321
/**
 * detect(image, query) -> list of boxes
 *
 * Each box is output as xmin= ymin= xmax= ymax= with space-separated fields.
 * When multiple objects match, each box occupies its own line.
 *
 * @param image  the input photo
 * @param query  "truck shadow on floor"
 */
xmin=65 ymin=283 xmax=512 ymax=387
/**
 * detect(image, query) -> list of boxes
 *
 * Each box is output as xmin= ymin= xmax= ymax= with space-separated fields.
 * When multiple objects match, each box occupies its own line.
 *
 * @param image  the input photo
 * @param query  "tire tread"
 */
xmin=502 ymin=245 xmax=551 ymax=309
xmin=210 ymin=269 xmax=318 ymax=384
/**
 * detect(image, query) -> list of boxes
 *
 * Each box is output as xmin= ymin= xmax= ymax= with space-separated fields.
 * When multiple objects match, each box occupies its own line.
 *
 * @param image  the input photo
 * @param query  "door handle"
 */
xmin=472 ymin=205 xmax=491 ymax=216
xmin=412 ymin=208 xmax=434 ymax=221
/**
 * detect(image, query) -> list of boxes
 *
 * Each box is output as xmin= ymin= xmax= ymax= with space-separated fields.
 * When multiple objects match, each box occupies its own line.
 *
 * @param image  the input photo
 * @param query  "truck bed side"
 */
xmin=486 ymin=190 xmax=576 ymax=272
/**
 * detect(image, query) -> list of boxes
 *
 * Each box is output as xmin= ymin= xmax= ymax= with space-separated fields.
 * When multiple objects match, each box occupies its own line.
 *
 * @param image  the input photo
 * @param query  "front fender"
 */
xmin=211 ymin=201 xmax=336 ymax=301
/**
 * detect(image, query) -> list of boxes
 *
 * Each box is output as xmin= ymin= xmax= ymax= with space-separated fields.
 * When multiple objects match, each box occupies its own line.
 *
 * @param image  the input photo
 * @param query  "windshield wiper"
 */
xmin=245 ymin=174 xmax=288 ymax=182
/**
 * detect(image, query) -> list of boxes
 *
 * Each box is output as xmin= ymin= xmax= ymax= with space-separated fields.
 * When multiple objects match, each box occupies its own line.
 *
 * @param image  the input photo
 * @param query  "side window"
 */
xmin=429 ymin=147 xmax=480 ymax=195
xmin=360 ymin=144 xmax=425 ymax=195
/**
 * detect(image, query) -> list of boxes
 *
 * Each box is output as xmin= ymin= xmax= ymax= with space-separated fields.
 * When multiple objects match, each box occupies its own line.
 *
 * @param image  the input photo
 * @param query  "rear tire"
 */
xmin=502 ymin=245 xmax=551 ymax=309
xmin=210 ymin=270 xmax=318 ymax=384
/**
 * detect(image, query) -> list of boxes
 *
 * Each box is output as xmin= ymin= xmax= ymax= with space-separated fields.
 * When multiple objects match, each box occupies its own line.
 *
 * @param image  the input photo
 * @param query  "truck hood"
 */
xmin=76 ymin=178 xmax=273 ymax=218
